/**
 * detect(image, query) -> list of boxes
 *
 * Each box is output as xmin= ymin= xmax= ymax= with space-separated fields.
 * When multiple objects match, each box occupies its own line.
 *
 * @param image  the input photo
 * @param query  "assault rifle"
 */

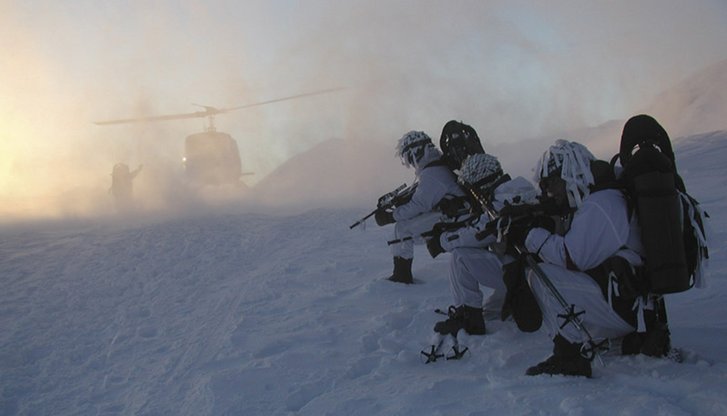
xmin=349 ymin=183 xmax=418 ymax=229
xmin=386 ymin=213 xmax=477 ymax=245
xmin=474 ymin=197 xmax=569 ymax=241
xmin=387 ymin=198 xmax=559 ymax=247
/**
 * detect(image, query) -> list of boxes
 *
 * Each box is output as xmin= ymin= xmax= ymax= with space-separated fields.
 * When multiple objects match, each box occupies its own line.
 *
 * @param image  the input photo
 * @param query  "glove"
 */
xmin=438 ymin=197 xmax=466 ymax=218
xmin=426 ymin=232 xmax=445 ymax=258
xmin=374 ymin=209 xmax=395 ymax=226
xmin=505 ymin=219 xmax=532 ymax=248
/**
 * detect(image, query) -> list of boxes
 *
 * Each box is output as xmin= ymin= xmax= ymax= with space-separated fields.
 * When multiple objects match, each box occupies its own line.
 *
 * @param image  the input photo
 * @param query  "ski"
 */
xmin=420 ymin=333 xmax=468 ymax=364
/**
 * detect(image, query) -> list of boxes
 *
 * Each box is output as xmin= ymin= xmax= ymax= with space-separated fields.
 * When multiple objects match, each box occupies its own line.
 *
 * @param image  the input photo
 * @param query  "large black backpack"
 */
xmin=611 ymin=115 xmax=709 ymax=294
xmin=440 ymin=120 xmax=485 ymax=171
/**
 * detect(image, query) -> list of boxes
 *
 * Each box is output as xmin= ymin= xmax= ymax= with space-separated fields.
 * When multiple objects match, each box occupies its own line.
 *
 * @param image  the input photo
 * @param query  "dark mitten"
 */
xmin=374 ymin=209 xmax=395 ymax=226
xmin=531 ymin=215 xmax=556 ymax=233
xmin=426 ymin=232 xmax=445 ymax=258
xmin=506 ymin=220 xmax=532 ymax=248
xmin=438 ymin=197 xmax=466 ymax=218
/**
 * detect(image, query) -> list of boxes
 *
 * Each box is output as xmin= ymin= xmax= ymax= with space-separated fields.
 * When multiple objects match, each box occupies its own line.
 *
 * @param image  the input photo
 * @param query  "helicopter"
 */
xmin=95 ymin=88 xmax=342 ymax=186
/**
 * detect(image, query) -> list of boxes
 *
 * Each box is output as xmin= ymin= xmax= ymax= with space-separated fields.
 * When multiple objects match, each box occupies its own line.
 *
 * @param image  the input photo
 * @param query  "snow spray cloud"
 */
xmin=283 ymin=0 xmax=727 ymax=143
xmin=1 ymin=1 xmax=726 ymax=220
xmin=243 ymin=0 xmax=727 ymax=209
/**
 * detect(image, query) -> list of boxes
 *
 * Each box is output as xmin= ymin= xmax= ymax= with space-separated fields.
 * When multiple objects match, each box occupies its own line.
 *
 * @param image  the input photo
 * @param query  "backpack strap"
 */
xmin=679 ymin=191 xmax=710 ymax=288
xmin=589 ymin=159 xmax=619 ymax=194
xmin=584 ymin=256 xmax=640 ymax=328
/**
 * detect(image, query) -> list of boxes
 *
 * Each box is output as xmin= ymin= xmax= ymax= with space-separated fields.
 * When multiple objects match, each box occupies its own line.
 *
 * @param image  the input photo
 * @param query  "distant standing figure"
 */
xmin=110 ymin=163 xmax=143 ymax=212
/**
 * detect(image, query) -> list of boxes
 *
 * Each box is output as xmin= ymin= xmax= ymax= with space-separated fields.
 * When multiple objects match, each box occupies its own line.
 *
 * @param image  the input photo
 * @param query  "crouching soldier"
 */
xmin=507 ymin=140 xmax=646 ymax=377
xmin=427 ymin=153 xmax=540 ymax=336
xmin=374 ymin=131 xmax=466 ymax=284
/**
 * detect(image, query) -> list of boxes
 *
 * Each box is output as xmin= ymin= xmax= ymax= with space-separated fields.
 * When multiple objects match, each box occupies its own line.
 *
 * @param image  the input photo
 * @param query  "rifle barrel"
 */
xmin=349 ymin=209 xmax=377 ymax=229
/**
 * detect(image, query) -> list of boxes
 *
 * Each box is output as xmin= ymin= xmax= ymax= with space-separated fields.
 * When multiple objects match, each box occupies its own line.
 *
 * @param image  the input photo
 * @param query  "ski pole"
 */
xmin=518 ymin=248 xmax=606 ymax=365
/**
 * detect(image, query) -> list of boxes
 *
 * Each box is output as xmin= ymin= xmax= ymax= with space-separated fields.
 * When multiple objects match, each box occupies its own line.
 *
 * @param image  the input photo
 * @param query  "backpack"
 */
xmin=611 ymin=115 xmax=709 ymax=294
xmin=436 ymin=120 xmax=488 ymax=217
xmin=439 ymin=120 xmax=485 ymax=171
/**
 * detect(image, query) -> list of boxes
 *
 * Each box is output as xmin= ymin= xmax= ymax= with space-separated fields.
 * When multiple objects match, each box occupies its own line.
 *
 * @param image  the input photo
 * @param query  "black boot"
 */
xmin=622 ymin=303 xmax=672 ymax=358
xmin=526 ymin=334 xmax=592 ymax=377
xmin=433 ymin=305 xmax=486 ymax=336
xmin=387 ymin=256 xmax=413 ymax=284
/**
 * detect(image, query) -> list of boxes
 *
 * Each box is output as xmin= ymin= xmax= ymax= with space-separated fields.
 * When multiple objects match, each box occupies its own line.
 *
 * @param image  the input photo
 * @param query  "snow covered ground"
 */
xmin=1 ymin=132 xmax=726 ymax=415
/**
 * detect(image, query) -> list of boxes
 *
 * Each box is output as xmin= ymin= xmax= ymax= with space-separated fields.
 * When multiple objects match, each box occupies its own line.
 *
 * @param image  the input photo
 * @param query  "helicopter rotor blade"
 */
xmin=94 ymin=87 xmax=345 ymax=126
xmin=222 ymin=87 xmax=345 ymax=112
xmin=94 ymin=110 xmax=211 ymax=125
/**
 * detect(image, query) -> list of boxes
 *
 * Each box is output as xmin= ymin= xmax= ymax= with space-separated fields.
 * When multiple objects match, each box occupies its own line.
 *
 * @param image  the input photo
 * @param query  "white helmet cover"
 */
xmin=457 ymin=153 xmax=505 ymax=206
xmin=534 ymin=139 xmax=595 ymax=208
xmin=458 ymin=153 xmax=503 ymax=189
xmin=396 ymin=131 xmax=433 ymax=168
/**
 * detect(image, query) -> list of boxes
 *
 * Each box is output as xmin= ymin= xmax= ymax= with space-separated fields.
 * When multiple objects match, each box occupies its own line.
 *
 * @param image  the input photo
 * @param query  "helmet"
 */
xmin=440 ymin=120 xmax=485 ymax=170
xmin=396 ymin=131 xmax=434 ymax=168
xmin=458 ymin=153 xmax=503 ymax=202
xmin=458 ymin=153 xmax=502 ymax=189
xmin=534 ymin=139 xmax=595 ymax=208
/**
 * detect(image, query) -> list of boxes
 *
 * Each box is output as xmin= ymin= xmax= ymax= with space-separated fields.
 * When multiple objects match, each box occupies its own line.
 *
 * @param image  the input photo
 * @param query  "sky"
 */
xmin=1 ymin=0 xmax=726 ymax=218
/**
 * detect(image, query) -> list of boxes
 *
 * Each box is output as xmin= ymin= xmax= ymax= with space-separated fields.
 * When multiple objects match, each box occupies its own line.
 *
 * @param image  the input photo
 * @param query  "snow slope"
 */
xmin=251 ymin=138 xmax=408 ymax=210
xmin=1 ymin=131 xmax=726 ymax=415
xmin=646 ymin=59 xmax=727 ymax=138
xmin=488 ymin=59 xmax=727 ymax=181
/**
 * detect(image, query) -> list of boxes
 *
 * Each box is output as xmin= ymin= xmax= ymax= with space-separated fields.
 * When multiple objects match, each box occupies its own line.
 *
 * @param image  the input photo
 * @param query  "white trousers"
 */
xmin=527 ymin=263 xmax=635 ymax=344
xmin=390 ymin=212 xmax=443 ymax=259
xmin=448 ymin=247 xmax=510 ymax=313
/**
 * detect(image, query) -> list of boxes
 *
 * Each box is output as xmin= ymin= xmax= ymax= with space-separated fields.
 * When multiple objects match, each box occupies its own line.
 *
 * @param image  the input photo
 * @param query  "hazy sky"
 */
xmin=1 ymin=0 xmax=726 ymax=217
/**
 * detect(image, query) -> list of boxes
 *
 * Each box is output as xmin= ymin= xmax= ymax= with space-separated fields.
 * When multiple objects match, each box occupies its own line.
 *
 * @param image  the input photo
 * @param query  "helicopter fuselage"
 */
xmin=183 ymin=131 xmax=242 ymax=185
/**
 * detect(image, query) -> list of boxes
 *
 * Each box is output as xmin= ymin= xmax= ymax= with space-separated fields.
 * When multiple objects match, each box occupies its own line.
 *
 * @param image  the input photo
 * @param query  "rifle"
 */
xmin=349 ymin=183 xmax=418 ymax=229
xmin=497 ymin=197 xmax=568 ymax=218
xmin=386 ymin=213 xmax=476 ymax=245
xmin=474 ymin=197 xmax=568 ymax=241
